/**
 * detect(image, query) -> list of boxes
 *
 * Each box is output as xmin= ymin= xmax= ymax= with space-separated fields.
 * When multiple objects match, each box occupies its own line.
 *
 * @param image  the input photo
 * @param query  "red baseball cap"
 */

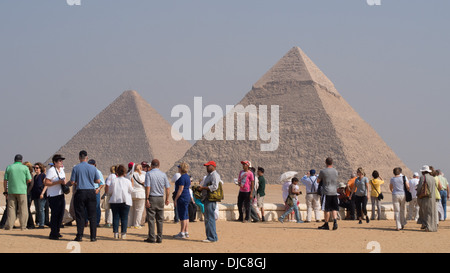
xmin=204 ymin=161 xmax=216 ymax=167
xmin=240 ymin=160 xmax=250 ymax=166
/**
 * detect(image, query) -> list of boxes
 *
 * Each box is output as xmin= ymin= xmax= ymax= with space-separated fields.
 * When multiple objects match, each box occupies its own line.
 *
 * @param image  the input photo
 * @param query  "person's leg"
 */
xmin=204 ymin=200 xmax=217 ymax=242
xmin=243 ymin=192 xmax=251 ymax=221
xmin=121 ymin=204 xmax=130 ymax=235
xmin=305 ymin=194 xmax=313 ymax=222
xmin=5 ymin=194 xmax=18 ymax=229
xmin=146 ymin=197 xmax=156 ymax=242
xmin=86 ymin=190 xmax=97 ymax=240
xmin=237 ymin=191 xmax=244 ymax=221
xmin=155 ymin=197 xmax=164 ymax=242
xmin=74 ymin=190 xmax=86 ymax=238
xmin=110 ymin=203 xmax=120 ymax=234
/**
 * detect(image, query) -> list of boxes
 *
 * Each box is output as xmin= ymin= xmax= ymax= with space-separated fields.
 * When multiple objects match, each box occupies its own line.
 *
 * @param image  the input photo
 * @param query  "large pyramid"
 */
xmin=168 ymin=46 xmax=411 ymax=188
xmin=48 ymin=90 xmax=191 ymax=174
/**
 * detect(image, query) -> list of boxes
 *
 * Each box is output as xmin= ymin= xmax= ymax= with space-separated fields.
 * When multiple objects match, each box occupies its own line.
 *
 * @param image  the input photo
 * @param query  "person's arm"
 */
xmin=3 ymin=179 xmax=7 ymax=197
xmin=174 ymin=185 xmax=184 ymax=207
xmin=145 ymin=185 xmax=151 ymax=208
xmin=165 ymin=187 xmax=170 ymax=206
xmin=365 ymin=180 xmax=370 ymax=200
xmin=40 ymin=185 xmax=48 ymax=199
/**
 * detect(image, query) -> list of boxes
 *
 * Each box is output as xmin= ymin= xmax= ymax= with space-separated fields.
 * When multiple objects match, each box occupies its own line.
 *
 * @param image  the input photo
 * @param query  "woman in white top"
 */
xmin=44 ymin=154 xmax=67 ymax=240
xmin=128 ymin=164 xmax=146 ymax=228
xmin=390 ymin=167 xmax=410 ymax=231
xmin=108 ymin=164 xmax=133 ymax=239
xmin=103 ymin=165 xmax=118 ymax=227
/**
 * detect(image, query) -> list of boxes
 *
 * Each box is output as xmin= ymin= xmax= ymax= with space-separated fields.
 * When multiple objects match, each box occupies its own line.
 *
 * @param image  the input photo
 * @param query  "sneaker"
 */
xmin=184 ymin=232 xmax=189 ymax=238
xmin=202 ymin=239 xmax=215 ymax=243
xmin=278 ymin=217 xmax=284 ymax=223
xmin=121 ymin=233 xmax=127 ymax=239
xmin=173 ymin=232 xmax=186 ymax=239
xmin=114 ymin=233 xmax=119 ymax=239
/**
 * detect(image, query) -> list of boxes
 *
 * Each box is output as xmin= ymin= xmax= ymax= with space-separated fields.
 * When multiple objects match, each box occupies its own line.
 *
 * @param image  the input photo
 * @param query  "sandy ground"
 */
xmin=1 ymin=181 xmax=449 ymax=253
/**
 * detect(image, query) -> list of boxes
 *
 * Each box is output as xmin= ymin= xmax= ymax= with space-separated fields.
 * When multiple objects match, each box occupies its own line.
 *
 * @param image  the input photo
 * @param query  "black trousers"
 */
xmin=74 ymin=189 xmax=97 ymax=239
xmin=237 ymin=191 xmax=251 ymax=221
xmin=48 ymin=194 xmax=65 ymax=238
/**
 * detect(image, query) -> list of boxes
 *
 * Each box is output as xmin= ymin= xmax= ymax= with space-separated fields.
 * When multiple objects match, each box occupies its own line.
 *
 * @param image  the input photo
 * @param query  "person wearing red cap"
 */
xmin=198 ymin=161 xmax=220 ymax=242
xmin=237 ymin=161 xmax=254 ymax=223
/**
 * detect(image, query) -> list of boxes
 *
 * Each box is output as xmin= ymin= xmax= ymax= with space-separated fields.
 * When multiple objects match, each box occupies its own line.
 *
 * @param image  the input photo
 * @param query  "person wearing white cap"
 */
xmin=407 ymin=172 xmax=420 ymax=221
xmin=417 ymin=165 xmax=437 ymax=232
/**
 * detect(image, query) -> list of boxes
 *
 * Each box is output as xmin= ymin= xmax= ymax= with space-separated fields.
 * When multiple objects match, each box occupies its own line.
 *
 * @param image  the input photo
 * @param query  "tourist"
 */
xmin=407 ymin=172 xmax=420 ymax=221
xmin=370 ymin=170 xmax=384 ymax=220
xmin=31 ymin=162 xmax=47 ymax=229
xmin=390 ymin=167 xmax=409 ymax=230
xmin=317 ymin=157 xmax=339 ymax=230
xmin=236 ymin=160 xmax=254 ymax=223
xmin=346 ymin=172 xmax=357 ymax=220
xmin=108 ymin=164 xmax=133 ymax=239
xmin=144 ymin=159 xmax=171 ymax=243
xmin=337 ymin=182 xmax=352 ymax=219
xmin=3 ymin=154 xmax=32 ymax=230
xmin=44 ymin=154 xmax=67 ymax=239
xmin=437 ymin=170 xmax=449 ymax=220
xmin=68 ymin=150 xmax=102 ymax=242
xmin=352 ymin=167 xmax=370 ymax=224
xmin=301 ymin=169 xmax=320 ymax=222
xmin=278 ymin=177 xmax=303 ymax=223
xmin=256 ymin=167 xmax=266 ymax=222
xmin=22 ymin=162 xmax=36 ymax=229
xmin=128 ymin=163 xmax=146 ymax=229
xmin=103 ymin=165 xmax=118 ymax=228
xmin=171 ymin=166 xmax=182 ymax=223
xmin=417 ymin=165 xmax=437 ymax=232
xmin=198 ymin=161 xmax=221 ymax=242
xmin=173 ymin=162 xmax=191 ymax=239
xmin=88 ymin=159 xmax=105 ymax=227
xmin=430 ymin=166 xmax=444 ymax=221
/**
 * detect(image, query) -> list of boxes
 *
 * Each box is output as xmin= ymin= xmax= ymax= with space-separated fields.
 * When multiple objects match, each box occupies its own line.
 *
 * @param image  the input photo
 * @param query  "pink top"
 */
xmin=238 ymin=170 xmax=254 ymax=192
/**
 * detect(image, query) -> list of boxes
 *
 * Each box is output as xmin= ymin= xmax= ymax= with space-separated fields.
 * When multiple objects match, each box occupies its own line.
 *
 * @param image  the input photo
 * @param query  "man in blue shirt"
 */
xmin=69 ymin=150 xmax=101 ymax=241
xmin=144 ymin=159 xmax=170 ymax=243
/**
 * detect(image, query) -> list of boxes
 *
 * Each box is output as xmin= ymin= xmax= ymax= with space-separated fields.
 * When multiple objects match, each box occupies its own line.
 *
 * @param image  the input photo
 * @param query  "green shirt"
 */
xmin=257 ymin=175 xmax=266 ymax=197
xmin=4 ymin=162 xmax=32 ymax=195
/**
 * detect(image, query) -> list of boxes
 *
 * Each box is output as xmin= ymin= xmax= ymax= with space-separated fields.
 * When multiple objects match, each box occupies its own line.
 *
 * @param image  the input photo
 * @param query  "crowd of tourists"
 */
xmin=1 ymin=152 xmax=447 ymax=244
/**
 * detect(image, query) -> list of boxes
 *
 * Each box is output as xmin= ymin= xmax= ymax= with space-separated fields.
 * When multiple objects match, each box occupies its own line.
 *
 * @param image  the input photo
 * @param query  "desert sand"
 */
xmin=1 ymin=182 xmax=449 ymax=253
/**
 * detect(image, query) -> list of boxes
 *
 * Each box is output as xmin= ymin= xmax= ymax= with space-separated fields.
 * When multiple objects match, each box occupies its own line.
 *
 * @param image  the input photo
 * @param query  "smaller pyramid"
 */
xmin=47 ymin=90 xmax=191 ymax=174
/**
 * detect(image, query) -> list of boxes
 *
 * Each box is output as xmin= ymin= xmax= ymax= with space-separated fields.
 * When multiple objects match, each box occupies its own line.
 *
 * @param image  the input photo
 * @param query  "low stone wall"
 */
xmin=3 ymin=203 xmax=446 ymax=222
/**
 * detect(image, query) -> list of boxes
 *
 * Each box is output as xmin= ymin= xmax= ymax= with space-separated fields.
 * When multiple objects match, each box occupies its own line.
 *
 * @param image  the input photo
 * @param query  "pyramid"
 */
xmin=168 ymin=46 xmax=411 ymax=189
xmin=48 ymin=90 xmax=191 ymax=174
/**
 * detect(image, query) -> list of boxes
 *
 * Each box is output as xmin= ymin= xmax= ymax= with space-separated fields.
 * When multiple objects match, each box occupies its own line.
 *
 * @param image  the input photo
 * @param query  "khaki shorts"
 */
xmin=257 ymin=194 xmax=265 ymax=208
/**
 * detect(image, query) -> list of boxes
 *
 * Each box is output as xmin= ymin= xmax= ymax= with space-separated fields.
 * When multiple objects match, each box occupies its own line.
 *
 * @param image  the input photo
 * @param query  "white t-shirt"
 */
xmin=131 ymin=171 xmax=146 ymax=199
xmin=46 ymin=166 xmax=65 ymax=197
xmin=108 ymin=176 xmax=133 ymax=207
xmin=172 ymin=172 xmax=181 ymax=183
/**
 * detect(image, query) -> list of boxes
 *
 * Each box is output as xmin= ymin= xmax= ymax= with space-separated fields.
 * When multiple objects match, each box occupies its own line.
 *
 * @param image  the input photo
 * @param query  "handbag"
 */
xmin=403 ymin=175 xmax=412 ymax=202
xmin=417 ymin=175 xmax=431 ymax=199
xmin=207 ymin=182 xmax=224 ymax=202
xmin=54 ymin=167 xmax=70 ymax=195
xmin=371 ymin=180 xmax=384 ymax=201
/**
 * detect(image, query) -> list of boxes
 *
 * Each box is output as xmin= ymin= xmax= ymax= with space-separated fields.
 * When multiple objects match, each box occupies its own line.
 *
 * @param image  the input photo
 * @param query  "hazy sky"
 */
xmin=1 ymin=0 xmax=449 ymax=174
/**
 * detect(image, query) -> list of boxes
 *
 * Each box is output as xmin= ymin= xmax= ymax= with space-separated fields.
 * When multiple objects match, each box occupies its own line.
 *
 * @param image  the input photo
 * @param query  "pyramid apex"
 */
xmin=253 ymin=46 xmax=339 ymax=96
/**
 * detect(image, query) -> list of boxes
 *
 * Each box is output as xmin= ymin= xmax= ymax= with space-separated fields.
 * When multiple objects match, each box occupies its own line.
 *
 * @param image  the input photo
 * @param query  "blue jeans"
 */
xmin=280 ymin=203 xmax=302 ymax=223
xmin=110 ymin=203 xmax=130 ymax=234
xmin=440 ymin=190 xmax=447 ymax=220
xmin=33 ymin=198 xmax=47 ymax=227
xmin=204 ymin=200 xmax=218 ymax=242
